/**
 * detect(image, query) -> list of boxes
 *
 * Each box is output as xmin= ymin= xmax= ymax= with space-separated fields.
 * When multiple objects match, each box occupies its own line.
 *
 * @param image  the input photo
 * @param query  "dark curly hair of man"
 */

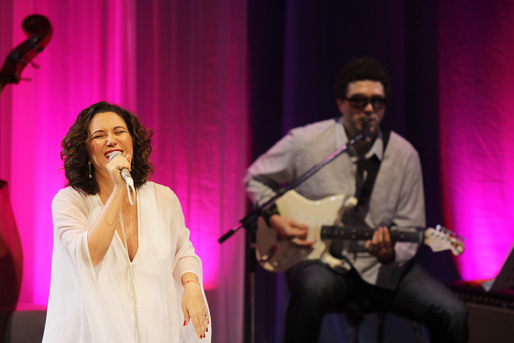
xmin=61 ymin=101 xmax=153 ymax=195
xmin=334 ymin=57 xmax=391 ymax=100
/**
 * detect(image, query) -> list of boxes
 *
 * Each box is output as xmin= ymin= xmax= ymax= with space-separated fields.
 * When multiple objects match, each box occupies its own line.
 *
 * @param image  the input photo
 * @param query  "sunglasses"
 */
xmin=345 ymin=96 xmax=387 ymax=111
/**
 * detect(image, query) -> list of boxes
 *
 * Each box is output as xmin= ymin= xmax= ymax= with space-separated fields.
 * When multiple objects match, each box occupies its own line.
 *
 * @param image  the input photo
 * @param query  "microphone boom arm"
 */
xmin=218 ymin=133 xmax=365 ymax=243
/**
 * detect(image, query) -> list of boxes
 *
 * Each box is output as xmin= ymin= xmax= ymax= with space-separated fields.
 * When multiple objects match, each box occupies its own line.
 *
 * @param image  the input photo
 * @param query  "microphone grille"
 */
xmin=108 ymin=151 xmax=122 ymax=162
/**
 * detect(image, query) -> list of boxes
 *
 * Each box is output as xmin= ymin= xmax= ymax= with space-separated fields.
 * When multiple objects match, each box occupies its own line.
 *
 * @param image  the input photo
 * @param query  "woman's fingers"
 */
xmin=106 ymin=154 xmax=132 ymax=185
xmin=192 ymin=311 xmax=209 ymax=338
xmin=182 ymin=305 xmax=190 ymax=327
xmin=182 ymin=282 xmax=209 ymax=339
xmin=188 ymin=308 xmax=209 ymax=338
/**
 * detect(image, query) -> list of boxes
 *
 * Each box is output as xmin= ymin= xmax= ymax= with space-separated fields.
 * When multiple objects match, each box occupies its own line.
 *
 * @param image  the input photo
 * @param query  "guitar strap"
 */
xmin=263 ymin=127 xmax=391 ymax=226
xmin=331 ymin=127 xmax=392 ymax=259
xmin=355 ymin=127 xmax=391 ymax=212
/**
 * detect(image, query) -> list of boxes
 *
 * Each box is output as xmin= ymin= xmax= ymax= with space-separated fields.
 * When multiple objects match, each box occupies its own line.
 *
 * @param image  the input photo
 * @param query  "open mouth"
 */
xmin=104 ymin=150 xmax=123 ymax=159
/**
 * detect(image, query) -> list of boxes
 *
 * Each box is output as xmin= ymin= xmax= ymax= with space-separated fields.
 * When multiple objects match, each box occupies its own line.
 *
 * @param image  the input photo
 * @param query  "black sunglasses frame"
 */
xmin=345 ymin=96 xmax=387 ymax=111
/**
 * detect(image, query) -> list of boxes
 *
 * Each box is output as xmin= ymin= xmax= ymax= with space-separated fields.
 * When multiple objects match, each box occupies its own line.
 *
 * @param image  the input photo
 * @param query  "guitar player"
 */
xmin=244 ymin=57 xmax=468 ymax=343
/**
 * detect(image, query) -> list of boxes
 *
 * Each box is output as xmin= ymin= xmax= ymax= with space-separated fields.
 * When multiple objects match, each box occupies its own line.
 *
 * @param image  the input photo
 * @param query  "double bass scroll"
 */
xmin=0 ymin=14 xmax=53 ymax=96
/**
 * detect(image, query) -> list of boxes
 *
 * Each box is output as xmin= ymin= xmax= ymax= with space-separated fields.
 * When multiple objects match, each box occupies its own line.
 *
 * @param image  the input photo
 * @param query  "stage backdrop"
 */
xmin=0 ymin=0 xmax=247 ymax=342
xmin=3 ymin=0 xmax=514 ymax=342
xmin=439 ymin=0 xmax=514 ymax=282
xmin=247 ymin=0 xmax=514 ymax=291
xmin=247 ymin=0 xmax=514 ymax=341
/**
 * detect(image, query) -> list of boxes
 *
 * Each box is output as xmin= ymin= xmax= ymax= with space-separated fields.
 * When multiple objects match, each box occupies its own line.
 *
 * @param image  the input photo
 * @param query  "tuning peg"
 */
xmin=30 ymin=61 xmax=40 ymax=69
xmin=450 ymin=233 xmax=465 ymax=242
xmin=19 ymin=77 xmax=32 ymax=82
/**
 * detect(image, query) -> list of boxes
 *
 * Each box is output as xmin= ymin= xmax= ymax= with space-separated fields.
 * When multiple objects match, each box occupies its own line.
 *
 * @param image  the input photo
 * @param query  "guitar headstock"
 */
xmin=424 ymin=225 xmax=465 ymax=256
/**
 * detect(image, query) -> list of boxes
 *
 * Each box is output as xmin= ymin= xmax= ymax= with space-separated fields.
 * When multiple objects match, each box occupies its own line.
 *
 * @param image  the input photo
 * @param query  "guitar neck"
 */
xmin=320 ymin=225 xmax=424 ymax=243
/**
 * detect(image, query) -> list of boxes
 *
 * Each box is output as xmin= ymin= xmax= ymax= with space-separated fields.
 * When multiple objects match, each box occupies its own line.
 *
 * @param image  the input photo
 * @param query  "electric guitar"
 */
xmin=256 ymin=190 xmax=465 ymax=272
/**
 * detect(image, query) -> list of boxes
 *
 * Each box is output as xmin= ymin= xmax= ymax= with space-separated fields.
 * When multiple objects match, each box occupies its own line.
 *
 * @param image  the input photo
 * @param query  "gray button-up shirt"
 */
xmin=245 ymin=118 xmax=425 ymax=289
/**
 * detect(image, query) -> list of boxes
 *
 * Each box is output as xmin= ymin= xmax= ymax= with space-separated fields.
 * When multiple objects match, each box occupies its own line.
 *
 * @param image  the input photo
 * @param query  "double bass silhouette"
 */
xmin=0 ymin=14 xmax=52 ymax=341
xmin=0 ymin=14 xmax=52 ymax=94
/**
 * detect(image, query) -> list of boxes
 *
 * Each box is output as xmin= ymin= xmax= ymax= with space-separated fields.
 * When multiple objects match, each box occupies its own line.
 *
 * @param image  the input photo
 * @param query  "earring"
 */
xmin=88 ymin=162 xmax=92 ymax=178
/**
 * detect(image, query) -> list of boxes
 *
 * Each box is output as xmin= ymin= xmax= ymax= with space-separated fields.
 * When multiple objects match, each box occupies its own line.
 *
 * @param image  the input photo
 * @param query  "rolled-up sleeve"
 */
xmin=245 ymin=132 xmax=297 ymax=206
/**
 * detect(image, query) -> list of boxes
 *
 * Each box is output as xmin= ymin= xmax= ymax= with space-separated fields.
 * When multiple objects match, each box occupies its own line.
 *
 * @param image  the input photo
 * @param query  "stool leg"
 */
xmin=346 ymin=315 xmax=363 ymax=343
xmin=377 ymin=312 xmax=385 ymax=343
xmin=411 ymin=321 xmax=424 ymax=343
xmin=353 ymin=327 xmax=359 ymax=343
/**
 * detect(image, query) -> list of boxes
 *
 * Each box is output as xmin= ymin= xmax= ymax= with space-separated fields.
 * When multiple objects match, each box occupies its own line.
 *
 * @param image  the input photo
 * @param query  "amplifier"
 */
xmin=448 ymin=281 xmax=514 ymax=343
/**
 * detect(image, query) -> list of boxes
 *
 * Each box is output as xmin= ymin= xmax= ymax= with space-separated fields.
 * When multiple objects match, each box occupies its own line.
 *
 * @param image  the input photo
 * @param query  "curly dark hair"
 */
xmin=334 ymin=57 xmax=391 ymax=100
xmin=61 ymin=101 xmax=153 ymax=195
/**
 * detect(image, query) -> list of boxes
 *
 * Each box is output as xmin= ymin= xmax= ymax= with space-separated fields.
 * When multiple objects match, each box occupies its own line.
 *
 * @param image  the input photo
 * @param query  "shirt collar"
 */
xmin=335 ymin=117 xmax=384 ymax=161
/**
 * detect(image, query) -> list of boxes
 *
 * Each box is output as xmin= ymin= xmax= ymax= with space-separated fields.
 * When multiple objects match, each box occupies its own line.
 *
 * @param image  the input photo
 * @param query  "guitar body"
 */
xmin=256 ymin=190 xmax=358 ymax=272
xmin=256 ymin=190 xmax=464 ymax=273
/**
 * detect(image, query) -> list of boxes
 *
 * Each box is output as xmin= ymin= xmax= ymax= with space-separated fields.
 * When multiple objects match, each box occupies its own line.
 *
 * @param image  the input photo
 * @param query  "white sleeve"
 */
xmin=52 ymin=189 xmax=100 ymax=283
xmin=158 ymin=186 xmax=212 ymax=342
xmin=157 ymin=187 xmax=202 ymax=280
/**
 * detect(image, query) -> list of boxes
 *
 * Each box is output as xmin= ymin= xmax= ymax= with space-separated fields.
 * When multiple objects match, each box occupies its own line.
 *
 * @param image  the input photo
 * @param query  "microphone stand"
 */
xmin=218 ymin=132 xmax=365 ymax=243
xmin=218 ymin=132 xmax=365 ymax=343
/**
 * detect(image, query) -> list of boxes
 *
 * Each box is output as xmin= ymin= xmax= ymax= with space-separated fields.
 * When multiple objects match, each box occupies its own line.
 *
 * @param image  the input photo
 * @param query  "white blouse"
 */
xmin=42 ymin=182 xmax=211 ymax=342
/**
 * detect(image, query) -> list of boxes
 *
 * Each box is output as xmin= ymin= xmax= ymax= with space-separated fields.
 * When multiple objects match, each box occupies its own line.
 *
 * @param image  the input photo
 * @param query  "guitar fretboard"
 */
xmin=320 ymin=225 xmax=423 ymax=243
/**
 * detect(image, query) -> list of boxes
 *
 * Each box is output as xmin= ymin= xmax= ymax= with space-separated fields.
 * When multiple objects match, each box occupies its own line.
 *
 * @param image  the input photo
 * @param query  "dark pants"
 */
xmin=284 ymin=261 xmax=468 ymax=343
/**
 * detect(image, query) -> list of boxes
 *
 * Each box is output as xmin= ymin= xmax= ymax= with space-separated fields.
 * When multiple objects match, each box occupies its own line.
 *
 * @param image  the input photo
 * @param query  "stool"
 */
xmin=340 ymin=298 xmax=425 ymax=343
xmin=345 ymin=312 xmax=385 ymax=343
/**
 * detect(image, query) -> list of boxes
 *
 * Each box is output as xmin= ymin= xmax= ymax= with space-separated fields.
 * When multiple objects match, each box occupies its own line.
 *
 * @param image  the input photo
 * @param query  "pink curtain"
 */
xmin=439 ymin=1 xmax=514 ymax=281
xmin=0 ymin=0 xmax=247 ymax=341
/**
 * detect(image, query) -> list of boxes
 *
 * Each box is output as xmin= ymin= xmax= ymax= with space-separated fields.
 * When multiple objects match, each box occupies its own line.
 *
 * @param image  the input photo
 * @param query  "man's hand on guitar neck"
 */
xmin=364 ymin=227 xmax=396 ymax=263
xmin=269 ymin=215 xmax=315 ymax=247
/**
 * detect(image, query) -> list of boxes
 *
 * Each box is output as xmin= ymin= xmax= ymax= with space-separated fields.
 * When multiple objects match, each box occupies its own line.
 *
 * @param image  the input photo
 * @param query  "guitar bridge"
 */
xmin=259 ymin=245 xmax=277 ymax=262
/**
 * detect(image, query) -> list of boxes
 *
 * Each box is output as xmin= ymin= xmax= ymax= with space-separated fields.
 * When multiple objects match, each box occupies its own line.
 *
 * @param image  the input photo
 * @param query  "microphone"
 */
xmin=109 ymin=151 xmax=134 ymax=187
